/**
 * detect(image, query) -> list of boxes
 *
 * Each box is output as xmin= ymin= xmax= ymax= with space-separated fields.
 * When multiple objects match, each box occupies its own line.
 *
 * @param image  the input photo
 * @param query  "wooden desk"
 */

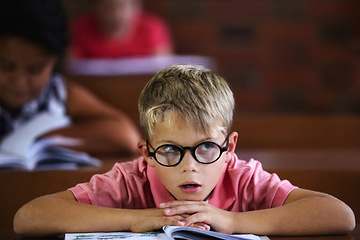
xmin=1 ymin=150 xmax=359 ymax=238
xmin=1 ymin=225 xmax=359 ymax=240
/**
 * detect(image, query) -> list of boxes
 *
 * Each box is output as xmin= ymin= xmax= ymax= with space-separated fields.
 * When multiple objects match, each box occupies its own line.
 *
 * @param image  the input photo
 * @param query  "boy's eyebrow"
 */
xmin=154 ymin=137 xmax=219 ymax=147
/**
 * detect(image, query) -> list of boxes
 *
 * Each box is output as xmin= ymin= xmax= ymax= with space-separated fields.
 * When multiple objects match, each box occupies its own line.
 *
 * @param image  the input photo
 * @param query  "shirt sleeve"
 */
xmin=68 ymin=158 xmax=152 ymax=209
xmin=233 ymin=158 xmax=298 ymax=211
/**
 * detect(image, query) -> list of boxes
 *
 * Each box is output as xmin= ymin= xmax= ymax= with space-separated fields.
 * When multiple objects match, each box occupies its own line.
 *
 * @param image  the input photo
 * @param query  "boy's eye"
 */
xmin=162 ymin=145 xmax=178 ymax=153
xmin=198 ymin=142 xmax=216 ymax=151
xmin=156 ymin=145 xmax=180 ymax=163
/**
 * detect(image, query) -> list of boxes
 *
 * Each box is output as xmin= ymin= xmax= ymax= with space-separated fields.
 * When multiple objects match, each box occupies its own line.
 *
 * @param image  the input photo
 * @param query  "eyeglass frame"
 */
xmin=146 ymin=135 xmax=229 ymax=167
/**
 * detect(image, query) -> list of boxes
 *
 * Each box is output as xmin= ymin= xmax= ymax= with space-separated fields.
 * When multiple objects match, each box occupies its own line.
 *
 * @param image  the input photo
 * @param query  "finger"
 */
xmin=183 ymin=212 xmax=209 ymax=227
xmin=188 ymin=223 xmax=208 ymax=230
xmin=191 ymin=222 xmax=211 ymax=231
xmin=161 ymin=216 xmax=187 ymax=228
xmin=197 ymin=222 xmax=211 ymax=230
xmin=164 ymin=203 xmax=207 ymax=216
xmin=159 ymin=200 xmax=202 ymax=208
xmin=131 ymin=216 xmax=185 ymax=233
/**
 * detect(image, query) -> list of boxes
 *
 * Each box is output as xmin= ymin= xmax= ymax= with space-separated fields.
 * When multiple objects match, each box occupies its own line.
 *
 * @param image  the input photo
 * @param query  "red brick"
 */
xmin=306 ymin=91 xmax=337 ymax=111
xmin=204 ymin=0 xmax=272 ymax=22
xmin=257 ymin=21 xmax=319 ymax=44
xmin=305 ymin=1 xmax=360 ymax=20
xmin=310 ymin=45 xmax=358 ymax=65
xmin=234 ymin=90 xmax=274 ymax=112
xmin=262 ymin=69 xmax=320 ymax=89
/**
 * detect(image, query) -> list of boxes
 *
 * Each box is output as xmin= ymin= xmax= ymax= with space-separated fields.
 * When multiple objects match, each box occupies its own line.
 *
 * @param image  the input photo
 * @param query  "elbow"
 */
xmin=333 ymin=203 xmax=356 ymax=234
xmin=341 ymin=207 xmax=356 ymax=233
xmin=13 ymin=206 xmax=32 ymax=236
xmin=313 ymin=194 xmax=356 ymax=235
xmin=13 ymin=202 xmax=44 ymax=237
xmin=13 ymin=192 xmax=71 ymax=237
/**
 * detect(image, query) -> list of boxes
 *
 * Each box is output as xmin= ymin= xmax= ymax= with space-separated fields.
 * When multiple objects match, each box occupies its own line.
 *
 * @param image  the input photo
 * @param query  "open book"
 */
xmin=0 ymin=112 xmax=101 ymax=170
xmin=65 ymin=226 xmax=267 ymax=240
xmin=162 ymin=226 xmax=262 ymax=240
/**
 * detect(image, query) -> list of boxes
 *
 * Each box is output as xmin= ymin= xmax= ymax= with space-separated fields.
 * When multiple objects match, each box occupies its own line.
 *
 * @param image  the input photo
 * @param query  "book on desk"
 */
xmin=65 ymin=226 xmax=267 ymax=240
xmin=0 ymin=112 xmax=101 ymax=170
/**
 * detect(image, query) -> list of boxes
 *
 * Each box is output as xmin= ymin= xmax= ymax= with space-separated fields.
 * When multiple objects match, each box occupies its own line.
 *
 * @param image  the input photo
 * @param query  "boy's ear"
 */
xmin=137 ymin=139 xmax=156 ymax=167
xmin=225 ymin=131 xmax=238 ymax=162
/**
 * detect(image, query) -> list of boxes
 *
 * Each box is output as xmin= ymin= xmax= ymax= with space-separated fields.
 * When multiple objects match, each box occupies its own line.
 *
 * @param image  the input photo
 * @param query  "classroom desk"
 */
xmin=1 ymin=225 xmax=359 ymax=240
xmin=1 ymin=149 xmax=359 ymax=239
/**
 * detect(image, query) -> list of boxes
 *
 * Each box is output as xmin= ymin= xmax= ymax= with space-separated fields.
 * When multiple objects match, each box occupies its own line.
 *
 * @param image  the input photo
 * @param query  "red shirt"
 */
xmin=69 ymin=154 xmax=296 ymax=211
xmin=70 ymin=11 xmax=173 ymax=58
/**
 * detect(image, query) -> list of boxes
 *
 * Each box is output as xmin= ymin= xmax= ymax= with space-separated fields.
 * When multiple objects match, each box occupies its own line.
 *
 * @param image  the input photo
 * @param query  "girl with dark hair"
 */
xmin=0 ymin=0 xmax=141 ymax=155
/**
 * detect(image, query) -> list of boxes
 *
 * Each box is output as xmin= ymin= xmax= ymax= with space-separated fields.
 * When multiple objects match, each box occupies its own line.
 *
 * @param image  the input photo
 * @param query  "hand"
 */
xmin=129 ymin=208 xmax=210 ymax=232
xmin=159 ymin=201 xmax=234 ymax=234
xmin=128 ymin=208 xmax=186 ymax=232
xmin=172 ymin=213 xmax=211 ymax=231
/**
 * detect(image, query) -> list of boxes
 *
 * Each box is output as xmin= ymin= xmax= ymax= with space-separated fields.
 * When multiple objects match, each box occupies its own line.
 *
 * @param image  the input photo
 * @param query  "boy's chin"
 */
xmin=171 ymin=190 xmax=212 ymax=202
xmin=176 ymin=195 xmax=209 ymax=202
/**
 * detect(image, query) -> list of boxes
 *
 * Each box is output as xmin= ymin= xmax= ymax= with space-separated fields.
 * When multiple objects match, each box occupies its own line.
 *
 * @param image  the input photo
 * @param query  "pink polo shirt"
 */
xmin=69 ymin=154 xmax=297 ymax=211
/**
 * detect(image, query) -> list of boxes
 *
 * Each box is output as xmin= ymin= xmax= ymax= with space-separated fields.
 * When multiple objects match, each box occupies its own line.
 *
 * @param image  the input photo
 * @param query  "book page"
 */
xmin=0 ymin=151 xmax=28 ymax=169
xmin=163 ymin=226 xmax=265 ymax=240
xmin=65 ymin=229 xmax=269 ymax=240
xmin=0 ymin=112 xmax=71 ymax=157
xmin=65 ymin=232 xmax=168 ymax=240
xmin=30 ymin=139 xmax=101 ymax=170
xmin=0 ymin=112 xmax=104 ymax=170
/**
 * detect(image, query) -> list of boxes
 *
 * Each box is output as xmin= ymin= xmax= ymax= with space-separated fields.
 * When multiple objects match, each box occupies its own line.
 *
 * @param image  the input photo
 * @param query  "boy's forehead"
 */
xmin=149 ymin=112 xmax=223 ymax=143
xmin=157 ymin=112 xmax=199 ymax=132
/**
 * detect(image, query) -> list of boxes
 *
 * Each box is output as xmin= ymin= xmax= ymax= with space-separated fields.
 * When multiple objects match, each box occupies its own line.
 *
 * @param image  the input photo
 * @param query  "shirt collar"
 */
xmin=147 ymin=166 xmax=176 ymax=207
xmin=208 ymin=159 xmax=236 ymax=210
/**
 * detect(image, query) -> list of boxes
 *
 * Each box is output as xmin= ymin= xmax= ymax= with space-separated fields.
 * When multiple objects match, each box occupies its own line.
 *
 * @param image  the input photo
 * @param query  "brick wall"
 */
xmin=61 ymin=0 xmax=360 ymax=114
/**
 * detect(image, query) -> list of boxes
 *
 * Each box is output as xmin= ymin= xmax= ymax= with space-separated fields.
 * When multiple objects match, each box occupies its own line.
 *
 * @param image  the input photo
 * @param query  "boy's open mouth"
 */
xmin=179 ymin=182 xmax=201 ymax=193
xmin=181 ymin=184 xmax=200 ymax=188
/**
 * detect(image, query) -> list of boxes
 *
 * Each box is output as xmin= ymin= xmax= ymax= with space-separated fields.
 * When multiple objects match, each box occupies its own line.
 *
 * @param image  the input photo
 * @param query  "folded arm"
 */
xmin=13 ymin=191 xmax=184 ymax=237
xmin=161 ymin=188 xmax=356 ymax=235
xmin=232 ymin=188 xmax=355 ymax=235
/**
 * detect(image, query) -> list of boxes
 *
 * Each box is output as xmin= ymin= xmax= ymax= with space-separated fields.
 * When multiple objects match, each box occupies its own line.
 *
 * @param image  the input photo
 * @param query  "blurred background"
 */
xmin=2 ymin=2 xmax=360 ymax=236
xmin=60 ymin=0 xmax=360 ymax=150
xmin=62 ymin=0 xmax=360 ymax=114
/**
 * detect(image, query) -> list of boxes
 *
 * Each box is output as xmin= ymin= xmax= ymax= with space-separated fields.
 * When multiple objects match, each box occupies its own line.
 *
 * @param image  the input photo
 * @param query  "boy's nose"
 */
xmin=179 ymin=152 xmax=199 ymax=173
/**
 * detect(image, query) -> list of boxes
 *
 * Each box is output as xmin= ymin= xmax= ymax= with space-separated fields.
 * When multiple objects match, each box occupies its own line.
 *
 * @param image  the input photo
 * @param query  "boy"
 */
xmin=14 ymin=64 xmax=355 ymax=236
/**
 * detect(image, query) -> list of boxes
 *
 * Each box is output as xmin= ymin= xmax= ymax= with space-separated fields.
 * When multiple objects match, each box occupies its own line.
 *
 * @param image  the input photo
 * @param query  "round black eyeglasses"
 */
xmin=146 ymin=136 xmax=229 ymax=167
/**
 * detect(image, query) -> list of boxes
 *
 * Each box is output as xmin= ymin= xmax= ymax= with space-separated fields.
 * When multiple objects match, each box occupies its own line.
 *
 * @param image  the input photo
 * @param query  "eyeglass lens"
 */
xmin=155 ymin=142 xmax=222 ymax=166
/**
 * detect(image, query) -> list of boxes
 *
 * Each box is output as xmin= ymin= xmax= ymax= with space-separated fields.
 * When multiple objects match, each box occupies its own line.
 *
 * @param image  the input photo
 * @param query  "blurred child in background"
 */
xmin=70 ymin=0 xmax=173 ymax=59
xmin=0 ymin=0 xmax=141 ymax=155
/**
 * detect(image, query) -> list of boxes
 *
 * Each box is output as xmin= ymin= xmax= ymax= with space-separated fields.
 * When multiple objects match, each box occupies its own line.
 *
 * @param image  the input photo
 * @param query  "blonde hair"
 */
xmin=138 ymin=64 xmax=235 ymax=139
